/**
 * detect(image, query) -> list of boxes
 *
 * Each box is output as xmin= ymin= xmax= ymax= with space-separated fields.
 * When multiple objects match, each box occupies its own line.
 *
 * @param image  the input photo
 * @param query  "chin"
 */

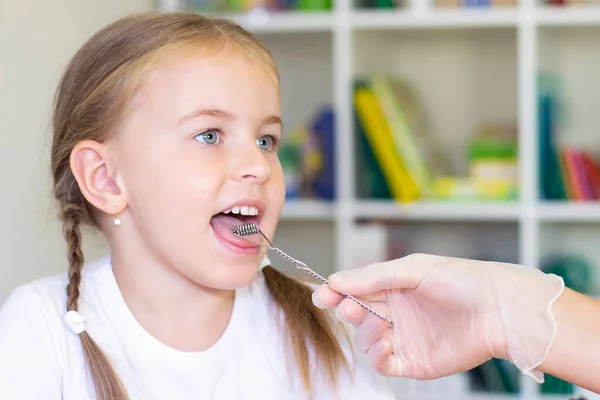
xmin=188 ymin=260 xmax=260 ymax=291
xmin=211 ymin=272 xmax=258 ymax=291
xmin=223 ymin=273 xmax=258 ymax=290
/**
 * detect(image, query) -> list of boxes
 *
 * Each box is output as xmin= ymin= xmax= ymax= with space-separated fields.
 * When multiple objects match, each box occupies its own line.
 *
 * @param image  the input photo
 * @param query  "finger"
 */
xmin=328 ymin=253 xmax=443 ymax=295
xmin=355 ymin=312 xmax=390 ymax=353
xmin=335 ymin=297 xmax=369 ymax=328
xmin=314 ymin=283 xmax=388 ymax=305
xmin=312 ymin=284 xmax=344 ymax=309
xmin=368 ymin=337 xmax=403 ymax=377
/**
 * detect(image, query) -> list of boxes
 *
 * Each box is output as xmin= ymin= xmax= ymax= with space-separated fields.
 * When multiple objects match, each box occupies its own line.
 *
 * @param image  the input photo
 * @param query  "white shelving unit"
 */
xmin=159 ymin=0 xmax=600 ymax=398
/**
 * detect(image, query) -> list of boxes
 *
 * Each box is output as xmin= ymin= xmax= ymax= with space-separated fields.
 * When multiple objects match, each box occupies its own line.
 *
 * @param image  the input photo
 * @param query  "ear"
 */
xmin=70 ymin=139 xmax=128 ymax=216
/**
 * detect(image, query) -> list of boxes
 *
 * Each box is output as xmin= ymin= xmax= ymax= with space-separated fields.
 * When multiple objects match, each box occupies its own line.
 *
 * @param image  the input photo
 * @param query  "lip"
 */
xmin=211 ymin=225 xmax=262 ymax=255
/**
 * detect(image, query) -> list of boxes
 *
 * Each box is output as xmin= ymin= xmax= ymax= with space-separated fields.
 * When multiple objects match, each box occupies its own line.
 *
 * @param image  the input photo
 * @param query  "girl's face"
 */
xmin=110 ymin=50 xmax=285 ymax=290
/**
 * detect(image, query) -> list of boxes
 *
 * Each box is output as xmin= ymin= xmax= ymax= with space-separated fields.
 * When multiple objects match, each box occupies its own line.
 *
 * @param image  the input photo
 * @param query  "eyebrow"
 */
xmin=178 ymin=108 xmax=283 ymax=129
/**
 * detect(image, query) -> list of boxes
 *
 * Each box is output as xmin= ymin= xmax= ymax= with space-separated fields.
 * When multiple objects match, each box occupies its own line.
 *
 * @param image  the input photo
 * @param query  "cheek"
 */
xmin=120 ymin=143 xmax=222 ymax=225
xmin=267 ymin=163 xmax=286 ymax=216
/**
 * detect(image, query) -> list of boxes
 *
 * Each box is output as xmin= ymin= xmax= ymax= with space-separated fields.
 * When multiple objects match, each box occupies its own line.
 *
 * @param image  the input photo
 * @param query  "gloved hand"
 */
xmin=312 ymin=253 xmax=564 ymax=383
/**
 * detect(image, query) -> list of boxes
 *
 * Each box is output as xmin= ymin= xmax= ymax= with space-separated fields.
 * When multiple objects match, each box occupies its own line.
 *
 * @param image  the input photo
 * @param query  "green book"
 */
xmin=353 ymin=79 xmax=392 ymax=199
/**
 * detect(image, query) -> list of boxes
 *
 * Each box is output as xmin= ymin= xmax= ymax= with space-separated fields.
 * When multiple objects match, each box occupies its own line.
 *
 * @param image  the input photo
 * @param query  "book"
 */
xmin=353 ymin=82 xmax=419 ymax=203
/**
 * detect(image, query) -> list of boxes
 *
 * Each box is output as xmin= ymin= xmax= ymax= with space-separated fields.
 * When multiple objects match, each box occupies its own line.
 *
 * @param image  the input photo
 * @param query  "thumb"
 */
xmin=328 ymin=254 xmax=440 ymax=295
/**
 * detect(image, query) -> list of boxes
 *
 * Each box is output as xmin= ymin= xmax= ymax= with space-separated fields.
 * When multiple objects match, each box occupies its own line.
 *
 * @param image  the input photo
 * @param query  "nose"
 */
xmin=230 ymin=140 xmax=272 ymax=183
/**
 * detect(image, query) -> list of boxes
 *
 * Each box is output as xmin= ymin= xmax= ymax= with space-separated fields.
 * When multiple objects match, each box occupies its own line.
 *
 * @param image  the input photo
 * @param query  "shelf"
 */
xmin=181 ymin=5 xmax=600 ymax=34
xmin=536 ymin=6 xmax=600 ymax=27
xmin=282 ymin=200 xmax=525 ymax=221
xmin=354 ymin=201 xmax=520 ymax=221
xmin=182 ymin=7 xmax=600 ymax=33
xmin=351 ymin=8 xmax=519 ymax=30
xmin=538 ymin=202 xmax=600 ymax=222
xmin=222 ymin=10 xmax=334 ymax=33
xmin=280 ymin=199 xmax=337 ymax=220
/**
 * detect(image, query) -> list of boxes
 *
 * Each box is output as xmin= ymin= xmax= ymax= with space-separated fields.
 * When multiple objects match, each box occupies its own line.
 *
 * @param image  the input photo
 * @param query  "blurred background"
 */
xmin=3 ymin=0 xmax=600 ymax=398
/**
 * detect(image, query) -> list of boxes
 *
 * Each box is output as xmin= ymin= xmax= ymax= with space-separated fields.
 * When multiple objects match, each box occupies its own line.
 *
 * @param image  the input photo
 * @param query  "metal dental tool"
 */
xmin=232 ymin=223 xmax=393 ymax=325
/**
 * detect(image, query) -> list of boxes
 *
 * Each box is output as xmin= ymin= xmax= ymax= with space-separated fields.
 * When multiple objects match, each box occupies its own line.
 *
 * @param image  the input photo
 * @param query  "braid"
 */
xmin=63 ymin=205 xmax=84 ymax=312
xmin=61 ymin=205 xmax=130 ymax=400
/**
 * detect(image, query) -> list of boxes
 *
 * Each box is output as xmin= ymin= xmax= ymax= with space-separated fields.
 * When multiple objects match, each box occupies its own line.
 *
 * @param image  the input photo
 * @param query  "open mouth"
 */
xmin=209 ymin=205 xmax=264 ymax=251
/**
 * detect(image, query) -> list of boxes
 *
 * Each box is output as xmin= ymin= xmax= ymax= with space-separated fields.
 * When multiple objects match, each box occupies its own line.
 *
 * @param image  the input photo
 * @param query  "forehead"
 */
xmin=127 ymin=49 xmax=280 ymax=122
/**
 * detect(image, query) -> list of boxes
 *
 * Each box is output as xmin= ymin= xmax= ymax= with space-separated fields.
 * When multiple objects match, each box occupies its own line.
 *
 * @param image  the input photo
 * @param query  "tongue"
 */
xmin=210 ymin=214 xmax=261 ymax=248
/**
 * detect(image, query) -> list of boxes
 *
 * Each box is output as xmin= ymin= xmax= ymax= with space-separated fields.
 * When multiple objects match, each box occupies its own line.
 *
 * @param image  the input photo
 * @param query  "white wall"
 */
xmin=0 ymin=0 xmax=154 ymax=302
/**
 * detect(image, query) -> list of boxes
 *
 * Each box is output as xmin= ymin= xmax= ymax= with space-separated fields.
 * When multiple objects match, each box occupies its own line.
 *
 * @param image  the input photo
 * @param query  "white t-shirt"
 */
xmin=0 ymin=255 xmax=396 ymax=399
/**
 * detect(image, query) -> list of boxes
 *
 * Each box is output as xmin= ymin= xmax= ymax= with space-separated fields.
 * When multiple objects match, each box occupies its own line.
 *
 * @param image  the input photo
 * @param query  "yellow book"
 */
xmin=370 ymin=75 xmax=430 ymax=197
xmin=354 ymin=87 xmax=419 ymax=203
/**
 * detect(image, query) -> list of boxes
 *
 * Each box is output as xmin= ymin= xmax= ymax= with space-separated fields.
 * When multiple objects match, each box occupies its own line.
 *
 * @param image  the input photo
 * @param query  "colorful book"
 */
xmin=370 ymin=75 xmax=431 ymax=198
xmin=353 ymin=84 xmax=419 ymax=203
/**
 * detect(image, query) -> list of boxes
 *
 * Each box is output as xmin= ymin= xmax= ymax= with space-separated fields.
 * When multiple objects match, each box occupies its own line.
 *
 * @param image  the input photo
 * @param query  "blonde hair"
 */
xmin=51 ymin=12 xmax=348 ymax=400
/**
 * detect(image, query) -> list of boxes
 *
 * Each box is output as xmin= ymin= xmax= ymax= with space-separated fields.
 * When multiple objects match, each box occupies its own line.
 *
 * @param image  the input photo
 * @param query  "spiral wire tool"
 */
xmin=232 ymin=223 xmax=393 ymax=325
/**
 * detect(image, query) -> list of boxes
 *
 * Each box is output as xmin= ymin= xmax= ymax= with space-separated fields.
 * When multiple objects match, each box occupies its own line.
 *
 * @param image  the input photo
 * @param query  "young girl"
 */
xmin=0 ymin=12 xmax=395 ymax=400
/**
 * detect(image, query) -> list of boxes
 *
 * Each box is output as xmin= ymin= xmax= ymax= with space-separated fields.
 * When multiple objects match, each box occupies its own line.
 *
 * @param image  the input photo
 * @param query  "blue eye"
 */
xmin=195 ymin=129 xmax=220 ymax=145
xmin=257 ymin=135 xmax=277 ymax=151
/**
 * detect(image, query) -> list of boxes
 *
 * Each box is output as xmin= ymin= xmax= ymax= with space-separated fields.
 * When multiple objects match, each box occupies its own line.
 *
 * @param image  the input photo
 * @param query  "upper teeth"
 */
xmin=224 ymin=206 xmax=259 ymax=216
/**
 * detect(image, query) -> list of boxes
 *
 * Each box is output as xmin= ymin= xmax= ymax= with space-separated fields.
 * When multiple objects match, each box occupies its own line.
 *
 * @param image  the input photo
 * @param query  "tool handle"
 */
xmin=300 ymin=266 xmax=393 ymax=325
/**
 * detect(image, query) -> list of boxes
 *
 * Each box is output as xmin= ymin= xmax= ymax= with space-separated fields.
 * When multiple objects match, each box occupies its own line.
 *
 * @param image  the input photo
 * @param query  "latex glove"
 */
xmin=312 ymin=253 xmax=564 ymax=382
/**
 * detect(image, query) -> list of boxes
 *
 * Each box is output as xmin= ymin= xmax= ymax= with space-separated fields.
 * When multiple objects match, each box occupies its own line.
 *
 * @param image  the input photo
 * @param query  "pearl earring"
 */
xmin=114 ymin=212 xmax=121 ymax=226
